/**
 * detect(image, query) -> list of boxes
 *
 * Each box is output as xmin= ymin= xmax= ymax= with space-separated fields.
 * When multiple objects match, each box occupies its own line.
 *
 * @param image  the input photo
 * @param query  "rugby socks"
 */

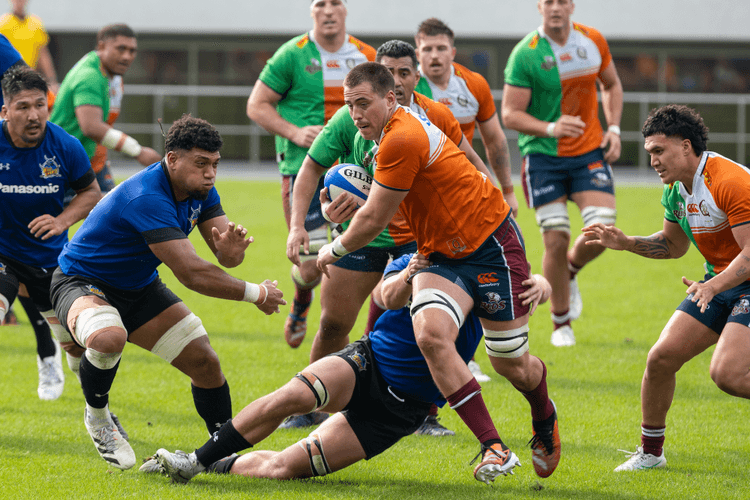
xmin=18 ymin=295 xmax=55 ymax=359
xmin=552 ymin=309 xmax=571 ymax=330
xmin=195 ymin=419 xmax=251 ymax=468
xmin=447 ymin=378 xmax=501 ymax=445
xmin=568 ymin=259 xmax=582 ymax=280
xmin=192 ymin=381 xmax=232 ymax=435
xmin=428 ymin=403 xmax=439 ymax=417
xmin=641 ymin=424 xmax=666 ymax=457
xmin=513 ymin=359 xmax=555 ymax=422
xmin=79 ymin=353 xmax=120 ymax=410
xmin=293 ymin=288 xmax=313 ymax=315
xmin=364 ymin=296 xmax=386 ymax=336
xmin=206 ymin=453 xmax=241 ymax=474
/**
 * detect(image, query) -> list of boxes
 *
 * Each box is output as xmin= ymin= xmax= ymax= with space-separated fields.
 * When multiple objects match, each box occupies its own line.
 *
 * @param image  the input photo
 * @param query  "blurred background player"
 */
xmin=285 ymin=39 xmax=494 ymax=431
xmin=0 ymin=67 xmax=100 ymax=400
xmin=317 ymin=63 xmax=560 ymax=484
xmin=583 ymin=105 xmax=750 ymax=471
xmin=501 ymin=0 xmax=623 ymax=347
xmin=152 ymin=255 xmax=552 ymax=484
xmin=0 ymin=0 xmax=58 ymax=92
xmin=413 ymin=18 xmax=516 ymax=380
xmin=246 ymin=0 xmax=375 ymax=351
xmin=49 ymin=115 xmax=285 ymax=470
xmin=50 ymin=23 xmax=161 ymax=201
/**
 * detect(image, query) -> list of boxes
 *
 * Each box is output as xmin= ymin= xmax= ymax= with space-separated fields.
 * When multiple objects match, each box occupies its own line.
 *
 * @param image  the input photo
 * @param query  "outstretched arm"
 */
xmin=582 ymin=219 xmax=690 ymax=259
xmin=198 ymin=215 xmax=251 ymax=268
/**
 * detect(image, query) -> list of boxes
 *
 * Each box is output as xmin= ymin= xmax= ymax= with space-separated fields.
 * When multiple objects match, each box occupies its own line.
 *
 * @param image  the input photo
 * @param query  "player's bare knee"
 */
xmin=318 ymin=313 xmax=354 ymax=340
xmin=645 ymin=346 xmax=682 ymax=375
xmin=709 ymin=362 xmax=742 ymax=396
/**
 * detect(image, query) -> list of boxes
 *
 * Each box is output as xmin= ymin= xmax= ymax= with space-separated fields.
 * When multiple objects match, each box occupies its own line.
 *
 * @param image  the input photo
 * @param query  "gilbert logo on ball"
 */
xmin=324 ymin=163 xmax=372 ymax=207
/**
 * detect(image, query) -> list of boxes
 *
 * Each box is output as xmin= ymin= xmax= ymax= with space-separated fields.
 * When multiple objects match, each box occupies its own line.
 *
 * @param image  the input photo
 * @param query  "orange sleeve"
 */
xmin=374 ymin=113 xmax=428 ymax=191
xmin=708 ymin=160 xmax=750 ymax=227
xmin=350 ymin=36 xmax=377 ymax=62
xmin=456 ymin=63 xmax=497 ymax=123
xmin=419 ymin=95 xmax=464 ymax=146
xmin=582 ymin=25 xmax=613 ymax=77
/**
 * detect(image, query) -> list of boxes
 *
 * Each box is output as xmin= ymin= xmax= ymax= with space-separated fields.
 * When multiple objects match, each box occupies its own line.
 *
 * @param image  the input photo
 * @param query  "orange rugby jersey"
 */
xmin=374 ymin=107 xmax=509 ymax=259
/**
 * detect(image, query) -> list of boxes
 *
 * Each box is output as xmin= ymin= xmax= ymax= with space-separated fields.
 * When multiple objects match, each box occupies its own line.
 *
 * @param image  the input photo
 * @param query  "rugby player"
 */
xmin=501 ymin=0 xmax=623 ymax=346
xmin=152 ymin=255 xmax=552 ymax=483
xmin=583 ymin=105 xmax=750 ymax=471
xmin=50 ymin=115 xmax=285 ymax=470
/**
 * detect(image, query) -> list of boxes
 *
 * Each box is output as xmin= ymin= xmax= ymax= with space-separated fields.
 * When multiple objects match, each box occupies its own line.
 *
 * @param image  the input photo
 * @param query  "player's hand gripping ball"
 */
xmin=324 ymin=163 xmax=372 ymax=207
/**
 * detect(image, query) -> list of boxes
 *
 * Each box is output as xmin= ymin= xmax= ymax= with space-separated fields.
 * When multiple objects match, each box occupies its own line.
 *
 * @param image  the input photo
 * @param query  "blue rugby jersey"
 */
xmin=369 ymin=253 xmax=484 ymax=405
xmin=58 ymin=161 xmax=224 ymax=290
xmin=0 ymin=120 xmax=92 ymax=268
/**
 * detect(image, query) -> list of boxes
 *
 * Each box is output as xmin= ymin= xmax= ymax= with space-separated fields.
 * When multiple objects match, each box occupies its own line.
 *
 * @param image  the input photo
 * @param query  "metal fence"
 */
xmin=119 ymin=84 xmax=750 ymax=170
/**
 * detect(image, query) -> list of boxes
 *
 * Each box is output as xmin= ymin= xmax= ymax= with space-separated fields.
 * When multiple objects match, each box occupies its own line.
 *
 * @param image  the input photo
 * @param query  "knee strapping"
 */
xmin=0 ymin=294 xmax=8 ymax=322
xmin=297 ymin=433 xmax=331 ymax=477
xmin=75 ymin=305 xmax=125 ymax=347
xmin=581 ymin=206 xmax=617 ymax=226
xmin=535 ymin=202 xmax=570 ymax=234
xmin=410 ymin=288 xmax=465 ymax=329
xmin=298 ymin=226 xmax=329 ymax=263
xmin=41 ymin=309 xmax=72 ymax=345
xmin=484 ymin=324 xmax=530 ymax=358
xmin=295 ymin=372 xmax=330 ymax=411
xmin=85 ymin=347 xmax=121 ymax=370
xmin=291 ymin=265 xmax=322 ymax=289
xmin=151 ymin=313 xmax=207 ymax=363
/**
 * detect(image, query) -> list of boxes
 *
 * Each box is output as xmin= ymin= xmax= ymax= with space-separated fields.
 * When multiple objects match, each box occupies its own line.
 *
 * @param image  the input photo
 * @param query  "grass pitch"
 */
xmin=1 ymin=179 xmax=747 ymax=499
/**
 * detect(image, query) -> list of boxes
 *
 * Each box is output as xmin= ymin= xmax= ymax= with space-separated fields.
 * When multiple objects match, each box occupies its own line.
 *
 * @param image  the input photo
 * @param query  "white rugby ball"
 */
xmin=324 ymin=163 xmax=372 ymax=207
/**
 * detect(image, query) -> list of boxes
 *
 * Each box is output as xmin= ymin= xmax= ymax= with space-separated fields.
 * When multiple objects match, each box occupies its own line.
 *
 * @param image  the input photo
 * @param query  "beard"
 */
xmin=187 ymin=189 xmax=210 ymax=201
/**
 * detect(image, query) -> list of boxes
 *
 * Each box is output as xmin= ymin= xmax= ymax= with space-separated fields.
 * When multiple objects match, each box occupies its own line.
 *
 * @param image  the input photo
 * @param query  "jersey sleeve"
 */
xmin=307 ymin=105 xmax=358 ymax=167
xmin=121 ymin=195 xmax=187 ymax=244
xmin=422 ymin=97 xmax=463 ymax=147
xmin=712 ymin=177 xmax=750 ymax=228
xmin=461 ymin=68 xmax=497 ymax=123
xmin=71 ymin=68 xmax=108 ymax=109
xmin=374 ymin=120 xmax=427 ymax=192
xmin=584 ymin=26 xmax=613 ymax=78
xmin=661 ymin=184 xmax=680 ymax=223
xmin=0 ymin=34 xmax=22 ymax=75
xmin=65 ymin=134 xmax=94 ymax=183
xmin=197 ymin=188 xmax=224 ymax=224
xmin=258 ymin=39 xmax=296 ymax=97
xmin=504 ymin=38 xmax=534 ymax=89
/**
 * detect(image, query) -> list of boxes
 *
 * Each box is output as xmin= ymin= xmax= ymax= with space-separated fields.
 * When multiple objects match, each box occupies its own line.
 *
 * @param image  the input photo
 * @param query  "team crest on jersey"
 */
xmin=0 ymin=262 xmax=6 ymax=275
xmin=306 ymin=58 xmax=322 ymax=74
xmin=541 ymin=56 xmax=556 ymax=70
xmin=348 ymin=352 xmax=367 ymax=372
xmin=577 ymin=46 xmax=588 ymax=59
xmin=480 ymin=292 xmax=506 ymax=315
xmin=85 ymin=284 xmax=106 ymax=299
xmin=699 ymin=200 xmax=710 ymax=217
xmin=0 ymin=163 xmax=9 ymax=171
xmin=732 ymin=297 xmax=750 ymax=316
xmin=345 ymin=58 xmax=357 ymax=69
xmin=189 ymin=205 xmax=202 ymax=230
xmin=446 ymin=238 xmax=466 ymax=255
xmin=672 ymin=201 xmax=686 ymax=220
xmin=39 ymin=155 xmax=62 ymax=179
xmin=456 ymin=95 xmax=469 ymax=107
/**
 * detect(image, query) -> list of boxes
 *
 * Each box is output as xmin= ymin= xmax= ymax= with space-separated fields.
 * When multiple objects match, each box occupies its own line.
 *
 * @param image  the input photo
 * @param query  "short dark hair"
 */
xmin=1 ymin=66 xmax=48 ymax=104
xmin=165 ymin=114 xmax=223 ymax=153
xmin=642 ymin=105 xmax=709 ymax=156
xmin=97 ymin=24 xmax=136 ymax=44
xmin=344 ymin=62 xmax=395 ymax=97
xmin=376 ymin=40 xmax=418 ymax=69
xmin=415 ymin=18 xmax=454 ymax=44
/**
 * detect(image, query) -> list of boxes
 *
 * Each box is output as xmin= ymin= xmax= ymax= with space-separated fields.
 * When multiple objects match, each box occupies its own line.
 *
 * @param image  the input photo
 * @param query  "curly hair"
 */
xmin=165 ymin=114 xmax=223 ymax=153
xmin=1 ymin=66 xmax=48 ymax=104
xmin=376 ymin=40 xmax=418 ymax=69
xmin=344 ymin=62 xmax=395 ymax=97
xmin=415 ymin=18 xmax=454 ymax=45
xmin=642 ymin=104 xmax=709 ymax=156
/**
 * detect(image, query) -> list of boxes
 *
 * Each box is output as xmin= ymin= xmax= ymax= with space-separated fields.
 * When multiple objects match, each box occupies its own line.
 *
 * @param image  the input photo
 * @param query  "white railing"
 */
xmin=120 ymin=84 xmax=750 ymax=169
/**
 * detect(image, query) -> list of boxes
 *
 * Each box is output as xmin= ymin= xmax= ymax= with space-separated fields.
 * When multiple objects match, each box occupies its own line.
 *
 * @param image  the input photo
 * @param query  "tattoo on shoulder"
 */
xmin=632 ymin=233 xmax=670 ymax=259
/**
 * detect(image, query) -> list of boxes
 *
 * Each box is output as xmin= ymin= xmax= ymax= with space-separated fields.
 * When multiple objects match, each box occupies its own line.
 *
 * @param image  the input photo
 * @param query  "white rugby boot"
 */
xmin=569 ymin=276 xmax=582 ymax=320
xmin=550 ymin=325 xmax=576 ymax=347
xmin=468 ymin=360 xmax=491 ymax=383
xmin=614 ymin=446 xmax=666 ymax=471
xmin=84 ymin=408 xmax=136 ymax=470
xmin=37 ymin=338 xmax=64 ymax=400
xmin=156 ymin=449 xmax=205 ymax=483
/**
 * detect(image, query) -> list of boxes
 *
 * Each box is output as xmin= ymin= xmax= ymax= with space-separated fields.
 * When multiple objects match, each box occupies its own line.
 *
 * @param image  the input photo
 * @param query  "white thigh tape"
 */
xmin=410 ymin=288 xmax=465 ymax=329
xmin=484 ymin=324 xmax=530 ymax=358
xmin=151 ymin=313 xmax=207 ymax=363
xmin=535 ymin=202 xmax=570 ymax=234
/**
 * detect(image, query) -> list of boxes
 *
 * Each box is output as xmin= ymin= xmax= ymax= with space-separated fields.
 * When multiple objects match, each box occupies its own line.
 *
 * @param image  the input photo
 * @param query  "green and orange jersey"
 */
xmin=414 ymin=62 xmax=496 ymax=143
xmin=373 ymin=106 xmax=509 ymax=259
xmin=504 ymin=22 xmax=612 ymax=158
xmin=258 ymin=32 xmax=375 ymax=175
xmin=662 ymin=152 xmax=750 ymax=277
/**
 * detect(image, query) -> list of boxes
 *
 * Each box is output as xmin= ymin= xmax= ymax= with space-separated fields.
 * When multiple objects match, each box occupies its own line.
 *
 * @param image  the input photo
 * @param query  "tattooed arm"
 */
xmin=582 ymin=219 xmax=690 ymax=259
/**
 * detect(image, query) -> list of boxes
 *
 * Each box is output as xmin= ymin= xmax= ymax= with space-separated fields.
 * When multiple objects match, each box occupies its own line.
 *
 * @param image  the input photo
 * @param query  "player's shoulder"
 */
xmin=414 ymin=92 xmax=454 ymax=122
xmin=384 ymin=108 xmax=429 ymax=141
xmin=572 ymin=23 xmax=607 ymax=43
xmin=346 ymin=35 xmax=376 ymax=59
xmin=511 ymin=30 xmax=543 ymax=53
xmin=703 ymin=152 xmax=750 ymax=185
xmin=452 ymin=62 xmax=487 ymax=83
xmin=281 ymin=33 xmax=315 ymax=52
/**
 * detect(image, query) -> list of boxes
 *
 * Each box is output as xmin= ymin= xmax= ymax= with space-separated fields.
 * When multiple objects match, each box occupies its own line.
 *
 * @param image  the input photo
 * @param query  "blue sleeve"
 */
xmin=65 ymin=135 xmax=93 ymax=183
xmin=0 ymin=35 xmax=22 ymax=75
xmin=384 ymin=253 xmax=413 ymax=278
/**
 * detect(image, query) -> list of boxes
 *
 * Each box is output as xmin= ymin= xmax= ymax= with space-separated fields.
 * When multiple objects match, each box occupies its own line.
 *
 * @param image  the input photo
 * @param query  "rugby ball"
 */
xmin=323 ymin=163 xmax=372 ymax=207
